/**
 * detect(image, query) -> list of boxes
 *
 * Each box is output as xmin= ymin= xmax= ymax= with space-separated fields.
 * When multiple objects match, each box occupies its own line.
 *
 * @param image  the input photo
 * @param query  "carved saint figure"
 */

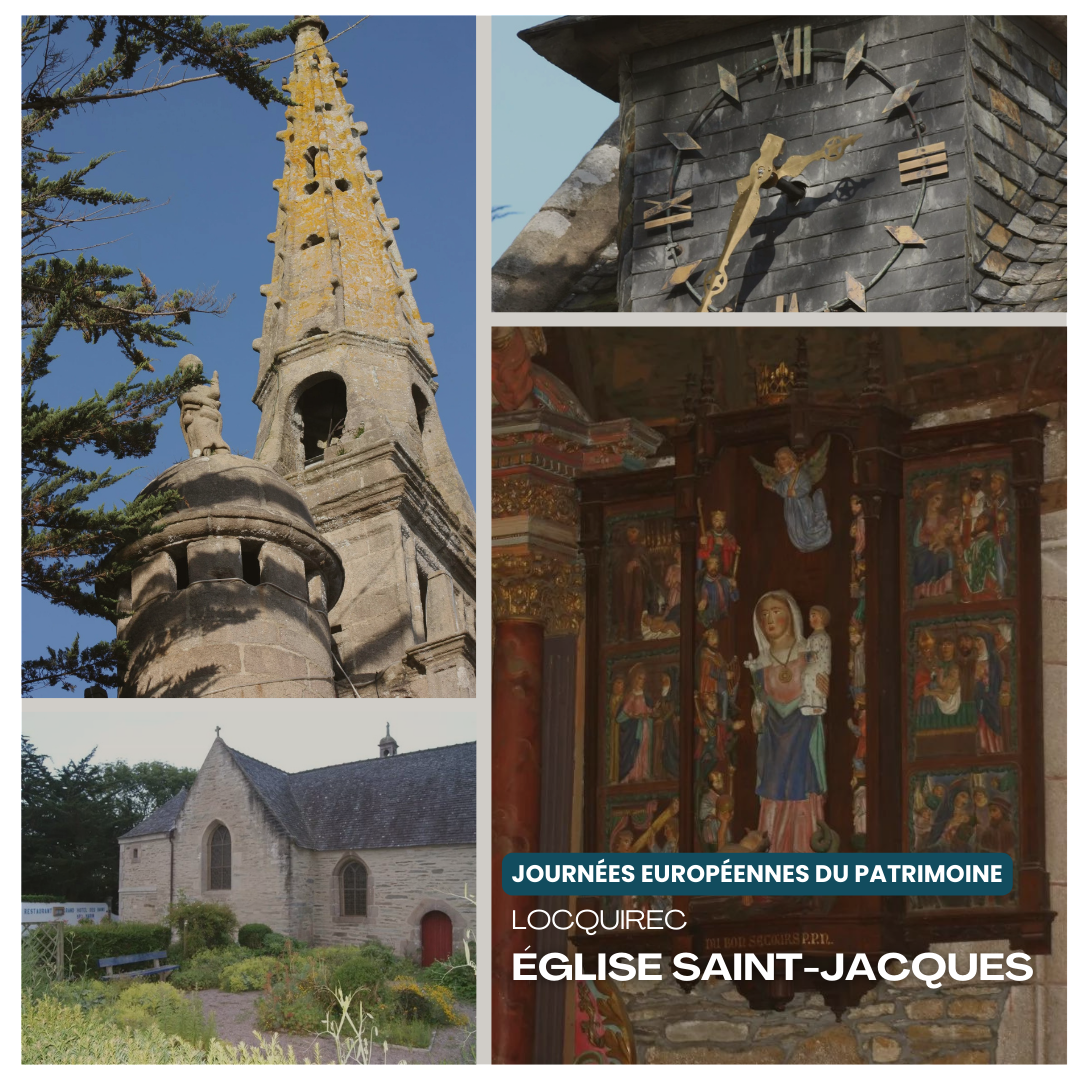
xmin=744 ymin=591 xmax=834 ymax=853
xmin=612 ymin=522 xmax=659 ymax=641
xmin=751 ymin=438 xmax=832 ymax=553
xmin=800 ymin=605 xmax=831 ymax=716
xmin=695 ymin=507 xmax=739 ymax=624
xmin=911 ymin=481 xmax=957 ymax=599
xmin=615 ymin=665 xmax=653 ymax=783
xmin=178 ymin=355 xmax=230 ymax=457
xmin=698 ymin=773 xmax=734 ymax=851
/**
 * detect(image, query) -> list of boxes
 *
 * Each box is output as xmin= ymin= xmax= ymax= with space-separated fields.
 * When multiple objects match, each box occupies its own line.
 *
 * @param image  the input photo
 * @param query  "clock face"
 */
xmin=647 ymin=26 xmax=948 ymax=313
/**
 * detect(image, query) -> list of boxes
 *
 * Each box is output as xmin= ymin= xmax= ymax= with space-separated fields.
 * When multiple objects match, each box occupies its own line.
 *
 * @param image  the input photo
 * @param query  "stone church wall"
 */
xmin=118 ymin=833 xmax=172 ymax=924
xmin=169 ymin=742 xmax=296 ymax=932
xmin=289 ymin=844 xmax=477 ymax=958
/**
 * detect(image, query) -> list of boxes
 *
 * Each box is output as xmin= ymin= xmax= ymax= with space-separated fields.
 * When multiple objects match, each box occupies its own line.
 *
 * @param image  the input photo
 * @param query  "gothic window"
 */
xmin=342 ymin=860 xmax=367 ymax=917
xmin=209 ymin=825 xmax=231 ymax=890
xmin=298 ymin=376 xmax=348 ymax=465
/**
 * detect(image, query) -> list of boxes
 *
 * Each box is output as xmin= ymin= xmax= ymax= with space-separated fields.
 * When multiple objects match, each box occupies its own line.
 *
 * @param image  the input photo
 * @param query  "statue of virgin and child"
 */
xmin=744 ymin=590 xmax=839 ymax=854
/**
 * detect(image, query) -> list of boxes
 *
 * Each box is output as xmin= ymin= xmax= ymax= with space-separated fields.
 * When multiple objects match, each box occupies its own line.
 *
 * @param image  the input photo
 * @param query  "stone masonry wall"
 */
xmin=621 ymin=954 xmax=1010 ymax=1065
xmin=965 ymin=16 xmax=1067 ymax=311
xmin=118 ymin=833 xmax=172 ymax=924
xmin=289 ymin=844 xmax=476 ymax=960
xmin=169 ymin=741 xmax=296 ymax=932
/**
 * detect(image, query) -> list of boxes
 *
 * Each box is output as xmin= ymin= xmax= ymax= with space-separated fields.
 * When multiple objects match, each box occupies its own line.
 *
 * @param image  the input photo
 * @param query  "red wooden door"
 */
xmin=420 ymin=910 xmax=453 ymax=966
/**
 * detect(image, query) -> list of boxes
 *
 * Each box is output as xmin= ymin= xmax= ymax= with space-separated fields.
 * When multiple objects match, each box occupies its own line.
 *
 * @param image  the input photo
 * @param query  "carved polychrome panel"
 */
xmin=694 ymin=629 xmax=744 ymax=851
xmin=604 ymin=510 xmax=680 ymax=643
xmin=604 ymin=651 xmax=680 ymax=786
xmin=907 ymin=765 xmax=1019 ymax=911
xmin=573 ymin=980 xmax=636 ymax=1064
xmin=906 ymin=612 xmax=1018 ymax=760
xmin=904 ymin=458 xmax=1016 ymax=607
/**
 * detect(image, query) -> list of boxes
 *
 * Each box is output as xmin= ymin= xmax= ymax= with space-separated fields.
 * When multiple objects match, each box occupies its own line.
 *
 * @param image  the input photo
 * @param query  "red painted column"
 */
xmin=491 ymin=619 xmax=545 ymax=1065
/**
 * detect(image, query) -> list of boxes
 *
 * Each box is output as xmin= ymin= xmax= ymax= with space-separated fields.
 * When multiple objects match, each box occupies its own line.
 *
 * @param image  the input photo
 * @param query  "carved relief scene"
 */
xmin=905 ymin=459 xmax=1017 ymax=606
xmin=908 ymin=766 xmax=1020 ymax=909
xmin=907 ymin=613 xmax=1018 ymax=759
xmin=605 ymin=510 xmax=681 ymax=642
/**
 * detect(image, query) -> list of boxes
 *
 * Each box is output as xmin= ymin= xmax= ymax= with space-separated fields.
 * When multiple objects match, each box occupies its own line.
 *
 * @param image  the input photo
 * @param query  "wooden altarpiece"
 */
xmin=574 ymin=360 xmax=1053 ymax=1016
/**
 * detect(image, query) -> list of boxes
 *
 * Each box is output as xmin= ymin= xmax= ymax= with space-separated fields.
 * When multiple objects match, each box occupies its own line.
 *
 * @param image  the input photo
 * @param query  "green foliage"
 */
xmin=237 ymin=923 xmax=273 ymax=950
xmin=254 ymin=946 xmax=330 ymax=1034
xmin=53 ymin=920 xmax=170 ymax=979
xmin=261 ymin=932 xmax=290 ymax=954
xmin=100 ymin=760 xmax=195 ymax=821
xmin=424 ymin=948 xmax=477 ymax=1003
xmin=107 ymin=981 xmax=217 ymax=1050
xmin=22 ymin=737 xmax=191 ymax=906
xmin=389 ymin=977 xmax=467 ymax=1028
xmin=169 ymin=944 xmax=254 ymax=991
xmin=22 ymin=992 xmax=323 ymax=1063
xmin=23 ymin=993 xmax=208 ymax=1064
xmin=328 ymin=940 xmax=403 ymax=1003
xmin=22 ymin=894 xmax=64 ymax=903
xmin=166 ymin=896 xmax=237 ymax=959
xmin=20 ymin=15 xmax=299 ymax=694
xmin=219 ymin=956 xmax=279 ymax=993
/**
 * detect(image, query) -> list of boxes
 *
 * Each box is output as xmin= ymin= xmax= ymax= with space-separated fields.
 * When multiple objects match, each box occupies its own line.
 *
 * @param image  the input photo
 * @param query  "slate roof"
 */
xmin=225 ymin=741 xmax=476 ymax=851
xmin=120 ymin=788 xmax=188 ymax=839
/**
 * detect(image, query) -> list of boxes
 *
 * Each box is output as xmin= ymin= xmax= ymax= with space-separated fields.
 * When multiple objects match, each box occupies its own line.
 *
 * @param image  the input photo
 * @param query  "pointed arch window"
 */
xmin=209 ymin=825 xmax=231 ymax=890
xmin=342 ymin=860 xmax=367 ymax=916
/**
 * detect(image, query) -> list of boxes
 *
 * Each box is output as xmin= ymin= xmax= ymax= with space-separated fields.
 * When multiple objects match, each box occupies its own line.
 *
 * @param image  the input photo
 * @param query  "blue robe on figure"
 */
xmin=771 ymin=468 xmax=832 ymax=553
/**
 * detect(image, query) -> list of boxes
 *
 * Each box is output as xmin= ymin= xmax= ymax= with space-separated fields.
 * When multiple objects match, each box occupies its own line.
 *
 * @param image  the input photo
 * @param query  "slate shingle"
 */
xmin=119 ymin=788 xmax=188 ymax=838
xmin=122 ymin=743 xmax=476 ymax=851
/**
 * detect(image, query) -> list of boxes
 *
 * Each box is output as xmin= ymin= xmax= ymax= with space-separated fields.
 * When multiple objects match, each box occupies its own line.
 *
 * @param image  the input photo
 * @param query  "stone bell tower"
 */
xmin=251 ymin=16 xmax=475 ymax=696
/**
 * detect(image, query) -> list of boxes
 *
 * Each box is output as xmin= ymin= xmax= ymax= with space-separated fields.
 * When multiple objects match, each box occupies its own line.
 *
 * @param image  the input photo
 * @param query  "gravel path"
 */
xmin=194 ymin=989 xmax=475 ymax=1065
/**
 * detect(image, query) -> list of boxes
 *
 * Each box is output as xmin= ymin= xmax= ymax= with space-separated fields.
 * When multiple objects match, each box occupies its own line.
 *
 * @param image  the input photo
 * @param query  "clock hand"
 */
xmin=698 ymin=133 xmax=863 ymax=312
xmin=775 ymin=133 xmax=862 ymax=183
xmin=699 ymin=133 xmax=785 ymax=313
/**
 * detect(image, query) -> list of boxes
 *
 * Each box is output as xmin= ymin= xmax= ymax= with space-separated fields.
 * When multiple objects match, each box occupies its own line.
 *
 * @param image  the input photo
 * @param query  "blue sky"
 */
xmin=22 ymin=16 xmax=476 ymax=695
xmin=491 ymin=16 xmax=618 ymax=262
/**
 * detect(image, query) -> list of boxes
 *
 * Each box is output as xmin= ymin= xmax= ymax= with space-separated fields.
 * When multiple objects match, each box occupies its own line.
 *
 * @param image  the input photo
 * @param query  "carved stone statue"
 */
xmin=178 ymin=355 xmax=230 ymax=458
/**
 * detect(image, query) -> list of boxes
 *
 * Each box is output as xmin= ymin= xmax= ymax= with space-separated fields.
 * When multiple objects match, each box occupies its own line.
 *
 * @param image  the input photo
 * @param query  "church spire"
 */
xmin=252 ymin=16 xmax=435 ymax=394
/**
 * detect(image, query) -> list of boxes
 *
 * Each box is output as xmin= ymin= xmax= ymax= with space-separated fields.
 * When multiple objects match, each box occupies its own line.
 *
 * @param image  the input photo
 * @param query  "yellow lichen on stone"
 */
xmin=254 ymin=16 xmax=436 ymax=382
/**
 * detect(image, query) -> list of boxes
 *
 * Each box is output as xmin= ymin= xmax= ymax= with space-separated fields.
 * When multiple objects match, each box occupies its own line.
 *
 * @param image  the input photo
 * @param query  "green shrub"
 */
xmin=107 ymin=982 xmax=217 ymax=1050
xmin=22 ymin=894 xmax=64 ymax=903
xmin=45 ymin=922 xmax=170 ymax=979
xmin=237 ymin=923 xmax=273 ymax=950
xmin=166 ymin=896 xmax=237 ymax=959
xmin=44 ymin=977 xmax=120 ymax=1012
xmin=254 ymin=947 xmax=329 ymax=1034
xmin=22 ymin=993 xmax=322 ymax=1064
xmin=389 ymin=977 xmax=466 ymax=1027
xmin=170 ymin=945 xmax=255 ymax=991
xmin=22 ymin=993 xmax=206 ymax=1064
xmin=261 ymin=933 xmax=308 ymax=959
xmin=219 ymin=956 xmax=278 ymax=992
xmin=424 ymin=949 xmax=476 ymax=1002
xmin=329 ymin=941 xmax=403 ymax=1002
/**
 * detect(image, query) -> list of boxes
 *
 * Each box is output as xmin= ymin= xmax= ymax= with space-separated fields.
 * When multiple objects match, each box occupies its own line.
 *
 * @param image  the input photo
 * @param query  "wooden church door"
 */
xmin=420 ymin=910 xmax=453 ymax=966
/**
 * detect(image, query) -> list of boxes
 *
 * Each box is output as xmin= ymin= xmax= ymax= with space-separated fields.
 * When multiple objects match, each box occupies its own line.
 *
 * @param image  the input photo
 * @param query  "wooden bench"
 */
xmin=98 ymin=951 xmax=179 ymax=981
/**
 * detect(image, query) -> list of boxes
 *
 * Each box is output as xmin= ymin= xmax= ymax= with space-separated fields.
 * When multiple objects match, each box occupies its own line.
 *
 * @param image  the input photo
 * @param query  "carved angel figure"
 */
xmin=751 ymin=436 xmax=832 ymax=553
